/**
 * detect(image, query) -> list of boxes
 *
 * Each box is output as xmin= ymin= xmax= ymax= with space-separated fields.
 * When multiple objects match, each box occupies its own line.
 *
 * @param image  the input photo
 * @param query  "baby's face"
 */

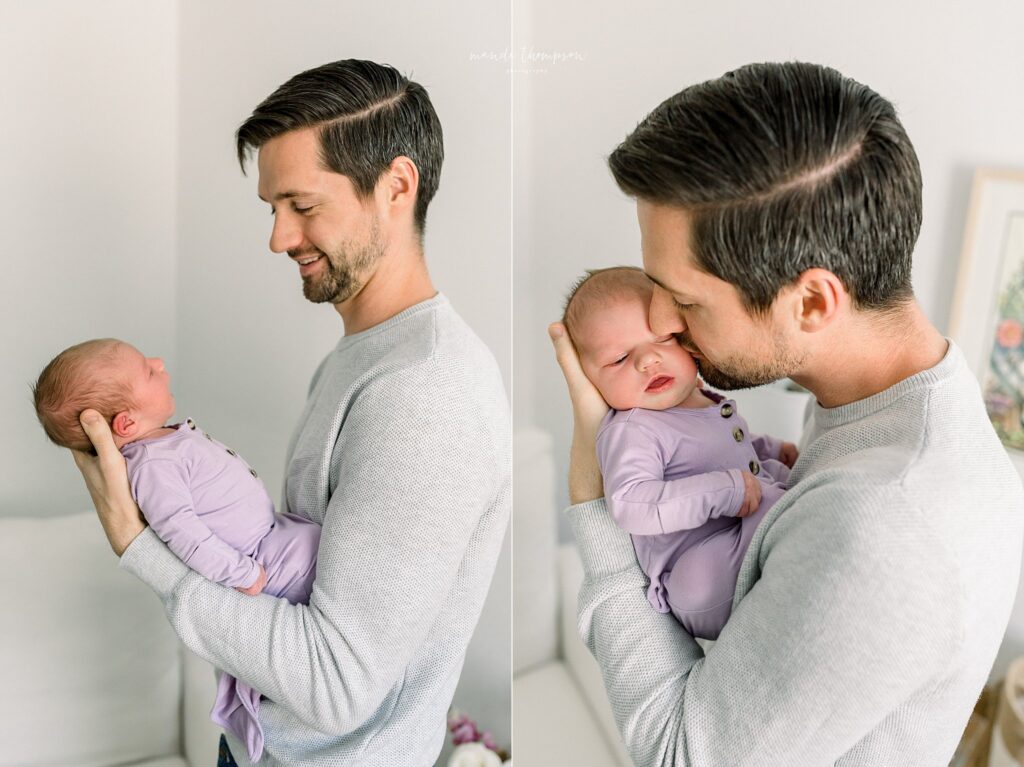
xmin=110 ymin=344 xmax=176 ymax=427
xmin=575 ymin=291 xmax=699 ymax=411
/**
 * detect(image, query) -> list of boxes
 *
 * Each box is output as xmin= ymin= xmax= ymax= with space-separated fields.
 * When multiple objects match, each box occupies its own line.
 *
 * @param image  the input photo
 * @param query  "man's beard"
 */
xmin=296 ymin=229 xmax=384 ymax=305
xmin=683 ymin=332 xmax=804 ymax=391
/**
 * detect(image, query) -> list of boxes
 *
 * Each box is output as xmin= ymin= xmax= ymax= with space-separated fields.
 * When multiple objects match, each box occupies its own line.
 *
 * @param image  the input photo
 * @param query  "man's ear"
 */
xmin=794 ymin=268 xmax=847 ymax=332
xmin=380 ymin=155 xmax=419 ymax=215
xmin=111 ymin=411 xmax=136 ymax=439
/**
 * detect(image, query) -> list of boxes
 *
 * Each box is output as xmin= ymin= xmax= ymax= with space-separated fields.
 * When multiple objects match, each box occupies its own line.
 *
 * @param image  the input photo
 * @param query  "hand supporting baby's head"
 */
xmin=33 ymin=339 xmax=175 ymax=452
xmin=563 ymin=266 xmax=699 ymax=412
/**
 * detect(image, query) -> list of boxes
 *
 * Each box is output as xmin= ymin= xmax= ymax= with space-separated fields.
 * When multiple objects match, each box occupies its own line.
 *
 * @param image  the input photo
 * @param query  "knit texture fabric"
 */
xmin=121 ymin=294 xmax=510 ymax=766
xmin=568 ymin=340 xmax=1024 ymax=766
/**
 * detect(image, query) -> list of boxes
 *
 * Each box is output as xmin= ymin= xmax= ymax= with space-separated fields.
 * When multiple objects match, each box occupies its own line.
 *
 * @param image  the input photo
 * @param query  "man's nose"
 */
xmin=650 ymin=286 xmax=686 ymax=336
xmin=269 ymin=213 xmax=303 ymax=254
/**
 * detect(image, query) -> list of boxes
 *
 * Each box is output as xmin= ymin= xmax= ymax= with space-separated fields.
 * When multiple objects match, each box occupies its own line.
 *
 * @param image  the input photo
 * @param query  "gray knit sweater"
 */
xmin=568 ymin=341 xmax=1023 ymax=766
xmin=121 ymin=294 xmax=510 ymax=766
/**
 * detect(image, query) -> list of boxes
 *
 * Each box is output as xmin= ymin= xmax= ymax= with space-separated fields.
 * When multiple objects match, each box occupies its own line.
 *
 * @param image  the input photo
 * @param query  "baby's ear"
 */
xmin=111 ymin=411 xmax=135 ymax=439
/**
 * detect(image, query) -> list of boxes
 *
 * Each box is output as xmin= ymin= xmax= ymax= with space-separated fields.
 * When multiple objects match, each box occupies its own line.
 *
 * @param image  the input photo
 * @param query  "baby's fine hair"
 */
xmin=562 ymin=265 xmax=655 ymax=342
xmin=32 ymin=338 xmax=135 ymax=452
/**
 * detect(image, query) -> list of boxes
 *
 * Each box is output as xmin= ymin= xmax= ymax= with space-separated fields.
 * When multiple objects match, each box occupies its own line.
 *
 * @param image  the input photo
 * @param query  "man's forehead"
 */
xmin=637 ymin=201 xmax=703 ymax=292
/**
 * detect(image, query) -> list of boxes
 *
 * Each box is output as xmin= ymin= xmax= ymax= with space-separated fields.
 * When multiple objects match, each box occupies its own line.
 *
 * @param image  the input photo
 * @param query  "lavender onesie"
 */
xmin=596 ymin=391 xmax=789 ymax=639
xmin=121 ymin=418 xmax=320 ymax=762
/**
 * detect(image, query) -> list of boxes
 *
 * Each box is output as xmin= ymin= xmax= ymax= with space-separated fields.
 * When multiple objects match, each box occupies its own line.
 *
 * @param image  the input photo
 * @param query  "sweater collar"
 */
xmin=810 ymin=338 xmax=961 ymax=430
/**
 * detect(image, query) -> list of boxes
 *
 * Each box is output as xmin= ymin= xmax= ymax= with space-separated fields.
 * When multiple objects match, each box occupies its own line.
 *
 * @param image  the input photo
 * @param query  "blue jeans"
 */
xmin=217 ymin=734 xmax=239 ymax=767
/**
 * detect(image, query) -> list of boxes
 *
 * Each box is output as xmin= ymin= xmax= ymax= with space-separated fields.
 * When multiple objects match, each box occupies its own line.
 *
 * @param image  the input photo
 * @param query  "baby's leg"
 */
xmin=259 ymin=513 xmax=321 ymax=605
xmin=665 ymin=498 xmax=773 ymax=639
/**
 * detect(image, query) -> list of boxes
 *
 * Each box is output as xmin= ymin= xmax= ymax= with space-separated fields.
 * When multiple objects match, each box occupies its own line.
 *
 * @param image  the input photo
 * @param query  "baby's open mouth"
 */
xmin=646 ymin=375 xmax=674 ymax=392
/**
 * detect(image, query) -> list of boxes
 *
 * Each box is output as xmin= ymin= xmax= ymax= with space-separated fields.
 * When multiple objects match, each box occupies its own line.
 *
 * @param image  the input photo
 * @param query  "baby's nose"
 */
xmin=636 ymin=349 xmax=660 ymax=370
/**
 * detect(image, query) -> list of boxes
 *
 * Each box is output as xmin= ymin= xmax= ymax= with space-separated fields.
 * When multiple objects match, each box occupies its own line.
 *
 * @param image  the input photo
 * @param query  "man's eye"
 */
xmin=293 ymin=204 xmax=315 ymax=215
xmin=673 ymin=298 xmax=695 ymax=310
xmin=655 ymin=336 xmax=675 ymax=343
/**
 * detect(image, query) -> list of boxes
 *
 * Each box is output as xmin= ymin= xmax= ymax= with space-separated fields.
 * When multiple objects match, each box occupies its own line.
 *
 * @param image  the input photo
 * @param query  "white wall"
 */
xmin=0 ymin=0 xmax=179 ymax=517
xmin=513 ymin=0 xmax=1024 ymax=688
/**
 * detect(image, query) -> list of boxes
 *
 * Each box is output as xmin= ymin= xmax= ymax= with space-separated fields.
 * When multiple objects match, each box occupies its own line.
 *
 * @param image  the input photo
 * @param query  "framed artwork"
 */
xmin=949 ymin=168 xmax=1024 ymax=450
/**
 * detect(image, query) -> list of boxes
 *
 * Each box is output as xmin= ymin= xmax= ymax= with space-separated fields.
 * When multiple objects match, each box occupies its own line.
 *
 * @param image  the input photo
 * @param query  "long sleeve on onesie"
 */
xmin=567 ymin=342 xmax=1024 ymax=766
xmin=597 ymin=412 xmax=744 ymax=535
xmin=128 ymin=458 xmax=260 ymax=589
xmin=118 ymin=295 xmax=510 ymax=767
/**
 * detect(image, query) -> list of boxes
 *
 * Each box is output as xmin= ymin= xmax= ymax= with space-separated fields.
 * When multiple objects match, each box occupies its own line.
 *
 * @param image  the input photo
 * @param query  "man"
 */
xmin=550 ymin=61 xmax=1023 ymax=765
xmin=74 ymin=60 xmax=510 ymax=766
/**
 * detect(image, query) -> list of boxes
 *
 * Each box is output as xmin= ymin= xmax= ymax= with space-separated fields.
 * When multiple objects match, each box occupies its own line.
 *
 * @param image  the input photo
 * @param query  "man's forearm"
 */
xmin=569 ymin=427 xmax=604 ymax=504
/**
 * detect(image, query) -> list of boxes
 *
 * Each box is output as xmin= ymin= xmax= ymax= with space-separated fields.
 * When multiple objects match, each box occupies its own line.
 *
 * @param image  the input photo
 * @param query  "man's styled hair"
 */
xmin=608 ymin=61 xmax=922 ymax=316
xmin=236 ymin=59 xmax=444 ymax=235
xmin=32 ymin=339 xmax=135 ymax=452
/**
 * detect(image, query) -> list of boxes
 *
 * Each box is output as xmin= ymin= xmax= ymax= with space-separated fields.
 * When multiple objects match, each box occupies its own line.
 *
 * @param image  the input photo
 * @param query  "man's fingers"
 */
xmin=548 ymin=322 xmax=587 ymax=388
xmin=548 ymin=322 xmax=610 ymax=427
xmin=79 ymin=409 xmax=121 ymax=467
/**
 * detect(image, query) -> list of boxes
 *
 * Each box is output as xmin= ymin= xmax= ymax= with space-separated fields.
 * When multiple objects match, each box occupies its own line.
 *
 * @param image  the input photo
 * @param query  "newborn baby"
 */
xmin=563 ymin=267 xmax=796 ymax=639
xmin=33 ymin=337 xmax=319 ymax=762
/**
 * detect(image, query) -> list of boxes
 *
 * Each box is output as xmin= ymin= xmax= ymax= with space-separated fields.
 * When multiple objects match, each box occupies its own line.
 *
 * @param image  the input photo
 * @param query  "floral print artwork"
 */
xmin=982 ymin=213 xmax=1024 ymax=450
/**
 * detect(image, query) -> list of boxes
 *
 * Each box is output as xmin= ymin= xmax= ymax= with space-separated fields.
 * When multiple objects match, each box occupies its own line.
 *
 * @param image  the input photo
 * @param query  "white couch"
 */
xmin=0 ymin=512 xmax=222 ymax=767
xmin=512 ymin=429 xmax=633 ymax=767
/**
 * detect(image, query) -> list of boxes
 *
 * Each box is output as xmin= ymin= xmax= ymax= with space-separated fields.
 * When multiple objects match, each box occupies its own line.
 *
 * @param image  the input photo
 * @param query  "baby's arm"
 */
xmin=750 ymin=432 xmax=799 ymax=470
xmin=129 ymin=458 xmax=264 ymax=592
xmin=597 ymin=421 xmax=748 ymax=535
xmin=749 ymin=432 xmax=782 ymax=462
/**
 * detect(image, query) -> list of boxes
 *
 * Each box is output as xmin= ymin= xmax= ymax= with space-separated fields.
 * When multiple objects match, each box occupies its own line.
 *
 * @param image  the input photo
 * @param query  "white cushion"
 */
xmin=557 ymin=544 xmax=633 ymax=767
xmin=513 ymin=661 xmax=625 ymax=767
xmin=0 ymin=513 xmax=182 ymax=767
xmin=183 ymin=647 xmax=223 ymax=767
xmin=513 ymin=428 xmax=559 ymax=673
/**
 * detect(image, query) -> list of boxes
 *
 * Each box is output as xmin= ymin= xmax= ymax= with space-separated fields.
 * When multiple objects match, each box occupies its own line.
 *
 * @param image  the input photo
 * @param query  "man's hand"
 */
xmin=779 ymin=441 xmax=799 ymax=468
xmin=236 ymin=563 xmax=267 ymax=596
xmin=71 ymin=409 xmax=147 ymax=557
xmin=737 ymin=471 xmax=763 ymax=517
xmin=549 ymin=322 xmax=609 ymax=504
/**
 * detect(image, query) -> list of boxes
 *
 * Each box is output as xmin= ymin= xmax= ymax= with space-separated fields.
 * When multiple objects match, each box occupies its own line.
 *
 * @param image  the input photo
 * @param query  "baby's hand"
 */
xmin=737 ymin=471 xmax=762 ymax=517
xmin=779 ymin=441 xmax=800 ymax=468
xmin=235 ymin=563 xmax=267 ymax=596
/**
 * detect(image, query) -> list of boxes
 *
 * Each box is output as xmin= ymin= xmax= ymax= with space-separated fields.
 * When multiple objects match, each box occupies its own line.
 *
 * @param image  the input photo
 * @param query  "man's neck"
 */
xmin=791 ymin=302 xmax=949 ymax=409
xmin=335 ymin=249 xmax=436 ymax=335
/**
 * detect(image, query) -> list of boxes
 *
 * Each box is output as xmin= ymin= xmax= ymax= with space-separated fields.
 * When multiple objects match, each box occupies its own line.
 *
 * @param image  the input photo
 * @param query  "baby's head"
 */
xmin=33 ymin=339 xmax=175 ymax=452
xmin=563 ymin=266 xmax=699 ymax=411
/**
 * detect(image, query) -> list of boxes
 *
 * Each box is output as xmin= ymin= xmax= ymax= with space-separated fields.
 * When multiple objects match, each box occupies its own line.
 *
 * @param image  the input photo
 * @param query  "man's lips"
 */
xmin=646 ymin=375 xmax=675 ymax=393
xmin=292 ymin=253 xmax=325 ymax=276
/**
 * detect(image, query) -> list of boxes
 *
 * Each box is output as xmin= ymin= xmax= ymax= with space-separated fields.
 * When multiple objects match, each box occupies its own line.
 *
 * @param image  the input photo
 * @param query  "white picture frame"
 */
xmin=949 ymin=168 xmax=1024 ymax=450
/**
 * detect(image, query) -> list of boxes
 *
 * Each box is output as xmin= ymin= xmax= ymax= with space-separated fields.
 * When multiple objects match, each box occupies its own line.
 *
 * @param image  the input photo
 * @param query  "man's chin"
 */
xmin=695 ymin=359 xmax=780 ymax=391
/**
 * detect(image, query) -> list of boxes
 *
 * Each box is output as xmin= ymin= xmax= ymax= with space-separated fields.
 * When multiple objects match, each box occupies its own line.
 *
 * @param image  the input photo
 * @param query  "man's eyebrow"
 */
xmin=257 ymin=191 xmax=306 ymax=203
xmin=645 ymin=273 xmax=689 ymax=297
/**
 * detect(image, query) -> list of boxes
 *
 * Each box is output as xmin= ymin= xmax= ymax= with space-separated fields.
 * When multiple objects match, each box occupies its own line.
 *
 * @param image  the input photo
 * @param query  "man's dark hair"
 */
xmin=608 ymin=61 xmax=922 ymax=316
xmin=236 ymin=59 xmax=444 ymax=235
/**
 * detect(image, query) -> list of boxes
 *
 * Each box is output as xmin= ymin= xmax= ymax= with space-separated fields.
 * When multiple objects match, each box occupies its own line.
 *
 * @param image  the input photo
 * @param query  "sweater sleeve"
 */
xmin=130 ymin=458 xmax=261 ymax=589
xmin=120 ymin=359 xmax=503 ymax=736
xmin=598 ymin=420 xmax=745 ymax=535
xmin=567 ymin=483 xmax=959 ymax=766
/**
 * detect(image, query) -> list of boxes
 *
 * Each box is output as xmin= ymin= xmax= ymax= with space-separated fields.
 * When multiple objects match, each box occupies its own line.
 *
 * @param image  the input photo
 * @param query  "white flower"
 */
xmin=448 ymin=742 xmax=502 ymax=767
